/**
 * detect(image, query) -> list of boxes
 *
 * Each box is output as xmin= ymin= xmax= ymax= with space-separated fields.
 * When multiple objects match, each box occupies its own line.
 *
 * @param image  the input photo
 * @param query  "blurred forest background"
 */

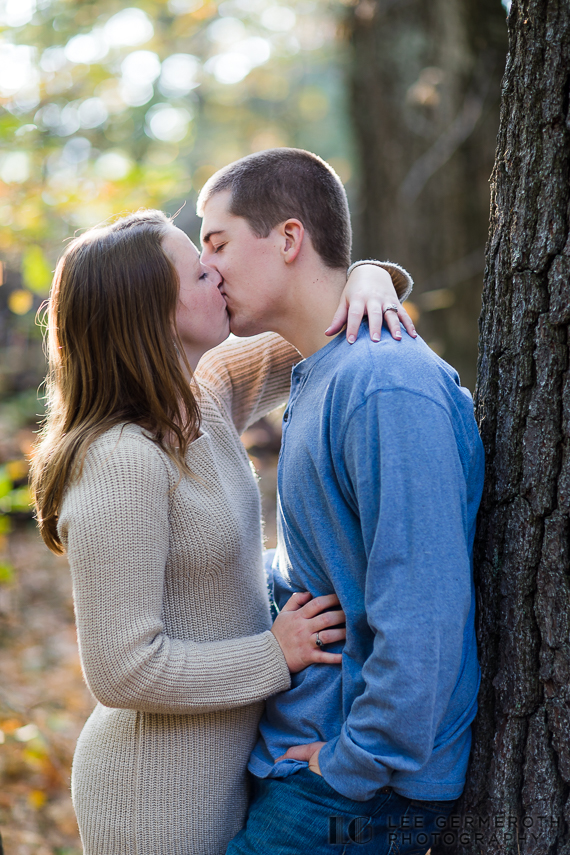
xmin=0 ymin=0 xmax=508 ymax=851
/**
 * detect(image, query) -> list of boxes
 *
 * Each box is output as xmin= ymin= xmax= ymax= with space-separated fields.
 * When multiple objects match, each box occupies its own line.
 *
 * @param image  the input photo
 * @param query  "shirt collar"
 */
xmin=291 ymin=329 xmax=348 ymax=379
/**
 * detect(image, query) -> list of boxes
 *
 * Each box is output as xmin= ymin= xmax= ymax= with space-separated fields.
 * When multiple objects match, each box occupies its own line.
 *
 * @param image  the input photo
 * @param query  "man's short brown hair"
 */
xmin=197 ymin=148 xmax=352 ymax=270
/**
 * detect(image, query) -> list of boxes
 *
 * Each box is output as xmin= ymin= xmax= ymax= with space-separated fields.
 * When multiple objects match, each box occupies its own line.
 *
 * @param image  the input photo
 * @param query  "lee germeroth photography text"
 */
xmin=328 ymin=812 xmax=563 ymax=847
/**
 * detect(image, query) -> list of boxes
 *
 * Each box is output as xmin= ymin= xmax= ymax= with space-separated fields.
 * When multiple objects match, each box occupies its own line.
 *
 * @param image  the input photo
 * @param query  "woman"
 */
xmin=30 ymin=210 xmax=413 ymax=854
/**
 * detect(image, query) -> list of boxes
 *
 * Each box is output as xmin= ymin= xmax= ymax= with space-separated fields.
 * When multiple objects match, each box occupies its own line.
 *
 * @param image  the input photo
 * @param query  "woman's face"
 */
xmin=162 ymin=225 xmax=230 ymax=368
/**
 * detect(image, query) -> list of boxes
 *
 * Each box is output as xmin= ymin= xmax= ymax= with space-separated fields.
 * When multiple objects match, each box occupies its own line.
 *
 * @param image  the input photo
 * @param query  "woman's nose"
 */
xmin=202 ymin=260 xmax=222 ymax=285
xmin=210 ymin=265 xmax=222 ymax=286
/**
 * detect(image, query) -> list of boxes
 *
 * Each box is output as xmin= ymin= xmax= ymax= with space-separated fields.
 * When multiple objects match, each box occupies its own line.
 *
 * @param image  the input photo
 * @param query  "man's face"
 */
xmin=200 ymin=190 xmax=286 ymax=337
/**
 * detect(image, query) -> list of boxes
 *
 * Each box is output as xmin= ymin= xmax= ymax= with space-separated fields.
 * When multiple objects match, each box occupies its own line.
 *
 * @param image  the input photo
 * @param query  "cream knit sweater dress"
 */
xmin=58 ymin=333 xmax=299 ymax=855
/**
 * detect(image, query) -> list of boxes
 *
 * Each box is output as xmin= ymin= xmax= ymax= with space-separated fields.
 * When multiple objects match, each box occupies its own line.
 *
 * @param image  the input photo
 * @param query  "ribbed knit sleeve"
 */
xmin=58 ymin=431 xmax=291 ymax=715
xmin=195 ymin=333 xmax=300 ymax=435
xmin=345 ymin=260 xmax=414 ymax=302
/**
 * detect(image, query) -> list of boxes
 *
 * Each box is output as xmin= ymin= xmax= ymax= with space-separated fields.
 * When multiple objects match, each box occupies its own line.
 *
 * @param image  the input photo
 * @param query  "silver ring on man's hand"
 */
xmin=315 ymin=632 xmax=324 ymax=649
xmin=383 ymin=304 xmax=399 ymax=315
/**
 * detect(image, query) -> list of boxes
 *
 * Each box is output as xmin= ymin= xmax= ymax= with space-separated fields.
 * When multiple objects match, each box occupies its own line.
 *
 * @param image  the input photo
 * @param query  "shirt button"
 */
xmin=283 ymin=412 xmax=289 ymax=422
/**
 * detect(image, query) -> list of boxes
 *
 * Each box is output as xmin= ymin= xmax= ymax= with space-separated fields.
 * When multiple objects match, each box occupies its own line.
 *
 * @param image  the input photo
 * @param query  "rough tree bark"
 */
xmin=351 ymin=1 xmax=570 ymax=851
xmin=440 ymin=2 xmax=570 ymax=854
xmin=347 ymin=0 xmax=507 ymax=388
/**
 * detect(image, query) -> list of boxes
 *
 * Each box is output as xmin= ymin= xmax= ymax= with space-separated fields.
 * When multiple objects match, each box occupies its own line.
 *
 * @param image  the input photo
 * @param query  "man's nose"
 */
xmin=200 ymin=245 xmax=216 ymax=266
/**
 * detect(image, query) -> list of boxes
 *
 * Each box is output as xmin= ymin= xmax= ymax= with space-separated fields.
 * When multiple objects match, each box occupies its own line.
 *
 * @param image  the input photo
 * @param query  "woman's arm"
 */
xmin=58 ymin=431 xmax=342 ymax=715
xmin=195 ymin=332 xmax=298 ymax=436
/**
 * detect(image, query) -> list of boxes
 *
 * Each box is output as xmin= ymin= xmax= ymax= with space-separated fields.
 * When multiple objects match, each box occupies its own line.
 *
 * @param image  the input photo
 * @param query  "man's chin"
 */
xmin=228 ymin=315 xmax=265 ymax=338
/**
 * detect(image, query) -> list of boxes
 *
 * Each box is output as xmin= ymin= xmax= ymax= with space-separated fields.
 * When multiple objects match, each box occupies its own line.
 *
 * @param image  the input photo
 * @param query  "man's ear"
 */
xmin=279 ymin=219 xmax=304 ymax=264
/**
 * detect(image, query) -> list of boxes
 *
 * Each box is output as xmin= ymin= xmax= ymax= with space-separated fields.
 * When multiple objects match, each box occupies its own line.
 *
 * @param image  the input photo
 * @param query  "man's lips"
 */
xmin=219 ymin=290 xmax=231 ymax=317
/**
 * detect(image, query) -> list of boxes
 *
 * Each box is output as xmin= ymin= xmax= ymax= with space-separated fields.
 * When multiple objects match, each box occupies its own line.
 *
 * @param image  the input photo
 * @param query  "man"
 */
xmin=198 ymin=148 xmax=484 ymax=854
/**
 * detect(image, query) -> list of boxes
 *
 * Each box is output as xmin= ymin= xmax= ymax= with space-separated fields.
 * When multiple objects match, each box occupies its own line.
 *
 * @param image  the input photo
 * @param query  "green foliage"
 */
xmin=0 ymin=390 xmax=43 ymax=528
xmin=0 ymin=467 xmax=11 ymax=501
xmin=0 ymin=0 xmax=354 ymax=266
xmin=22 ymin=245 xmax=53 ymax=294
xmin=0 ymin=389 xmax=46 ymax=432
xmin=0 ymin=464 xmax=32 ymax=515
xmin=0 ymin=561 xmax=14 ymax=584
xmin=0 ymin=485 xmax=32 ymax=514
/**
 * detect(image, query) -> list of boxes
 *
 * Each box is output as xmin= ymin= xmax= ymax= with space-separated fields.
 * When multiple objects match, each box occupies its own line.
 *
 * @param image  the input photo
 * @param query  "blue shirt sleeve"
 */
xmin=318 ymin=388 xmax=473 ymax=800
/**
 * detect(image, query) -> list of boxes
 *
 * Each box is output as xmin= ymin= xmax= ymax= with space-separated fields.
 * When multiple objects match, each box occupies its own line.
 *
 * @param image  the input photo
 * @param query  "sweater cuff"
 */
xmin=262 ymin=630 xmax=292 ymax=694
xmin=347 ymin=260 xmax=414 ymax=302
xmin=318 ymin=725 xmax=391 ymax=802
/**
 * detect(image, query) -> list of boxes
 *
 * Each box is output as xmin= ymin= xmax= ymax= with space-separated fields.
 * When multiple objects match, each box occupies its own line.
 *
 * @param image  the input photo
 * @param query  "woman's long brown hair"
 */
xmin=30 ymin=210 xmax=201 ymax=554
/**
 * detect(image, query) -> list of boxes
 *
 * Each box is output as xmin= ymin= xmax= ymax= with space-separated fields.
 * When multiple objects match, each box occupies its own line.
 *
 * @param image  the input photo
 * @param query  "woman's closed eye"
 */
xmin=213 ymin=243 xmax=226 ymax=253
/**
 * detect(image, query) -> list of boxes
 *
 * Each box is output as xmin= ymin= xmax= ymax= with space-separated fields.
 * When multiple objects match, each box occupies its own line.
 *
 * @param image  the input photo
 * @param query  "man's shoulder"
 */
xmin=325 ymin=328 xmax=464 ymax=404
xmin=317 ymin=331 xmax=483 ymax=461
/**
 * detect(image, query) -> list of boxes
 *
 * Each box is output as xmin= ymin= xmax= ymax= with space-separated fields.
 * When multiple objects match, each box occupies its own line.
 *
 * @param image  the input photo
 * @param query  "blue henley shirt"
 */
xmin=249 ymin=323 xmax=485 ymax=803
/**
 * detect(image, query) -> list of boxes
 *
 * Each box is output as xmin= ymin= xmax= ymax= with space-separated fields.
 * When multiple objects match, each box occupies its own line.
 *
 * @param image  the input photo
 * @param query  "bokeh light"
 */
xmin=95 ymin=151 xmax=133 ymax=180
xmin=8 ymin=289 xmax=33 ymax=315
xmin=0 ymin=0 xmax=36 ymax=28
xmin=145 ymin=104 xmax=192 ymax=142
xmin=104 ymin=8 xmax=154 ymax=47
xmin=64 ymin=32 xmax=108 ymax=65
xmin=261 ymin=6 xmax=296 ymax=31
xmin=0 ymin=153 xmax=30 ymax=184
xmin=159 ymin=54 xmax=201 ymax=97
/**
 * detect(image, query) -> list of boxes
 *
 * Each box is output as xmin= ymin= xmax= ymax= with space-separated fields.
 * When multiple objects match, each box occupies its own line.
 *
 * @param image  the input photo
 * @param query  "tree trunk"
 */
xmin=443 ymin=2 xmax=570 ymax=853
xmin=350 ymin=1 xmax=570 ymax=850
xmin=347 ymin=0 xmax=507 ymax=388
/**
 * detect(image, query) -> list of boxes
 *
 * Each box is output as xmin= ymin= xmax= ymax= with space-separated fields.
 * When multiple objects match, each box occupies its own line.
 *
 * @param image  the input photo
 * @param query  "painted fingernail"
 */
xmin=348 ymin=335 xmax=356 ymax=343
xmin=372 ymin=333 xmax=380 ymax=342
xmin=395 ymin=333 xmax=402 ymax=340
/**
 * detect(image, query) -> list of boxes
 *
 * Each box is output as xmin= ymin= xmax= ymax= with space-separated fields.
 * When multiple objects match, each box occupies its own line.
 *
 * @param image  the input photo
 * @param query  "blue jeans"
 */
xmin=226 ymin=768 xmax=455 ymax=855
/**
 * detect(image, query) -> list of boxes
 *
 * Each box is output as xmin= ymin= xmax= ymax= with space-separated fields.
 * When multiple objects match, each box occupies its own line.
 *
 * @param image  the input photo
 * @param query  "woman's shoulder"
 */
xmin=58 ymin=424 xmax=172 ymax=542
xmin=86 ymin=422 xmax=166 ymax=459
xmin=72 ymin=423 xmax=174 ymax=491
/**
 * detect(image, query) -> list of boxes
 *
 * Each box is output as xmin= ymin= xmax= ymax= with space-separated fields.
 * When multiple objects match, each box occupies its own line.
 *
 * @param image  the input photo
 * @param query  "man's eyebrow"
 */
xmin=201 ymin=229 xmax=225 ymax=245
